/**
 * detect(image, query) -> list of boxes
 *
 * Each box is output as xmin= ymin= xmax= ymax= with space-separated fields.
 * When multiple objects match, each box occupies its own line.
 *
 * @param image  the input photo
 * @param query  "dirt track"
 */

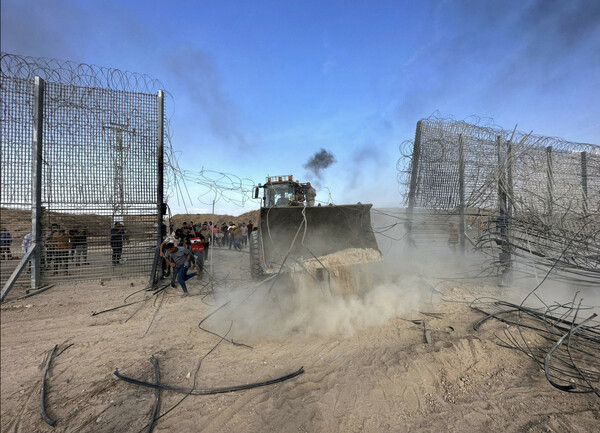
xmin=1 ymin=245 xmax=599 ymax=432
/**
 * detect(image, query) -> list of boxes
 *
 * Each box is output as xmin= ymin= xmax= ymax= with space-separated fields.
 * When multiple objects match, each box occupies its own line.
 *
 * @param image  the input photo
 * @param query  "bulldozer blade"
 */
xmin=257 ymin=204 xmax=381 ymax=272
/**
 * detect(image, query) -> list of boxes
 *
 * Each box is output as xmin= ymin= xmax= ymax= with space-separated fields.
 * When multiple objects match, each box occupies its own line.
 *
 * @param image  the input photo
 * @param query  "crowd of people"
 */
xmin=1 ymin=225 xmax=89 ymax=275
xmin=1 ymin=218 xmax=257 ymax=288
xmin=0 ymin=223 xmax=122 ymax=276
xmin=41 ymin=224 xmax=91 ymax=275
xmin=159 ymin=220 xmax=255 ymax=296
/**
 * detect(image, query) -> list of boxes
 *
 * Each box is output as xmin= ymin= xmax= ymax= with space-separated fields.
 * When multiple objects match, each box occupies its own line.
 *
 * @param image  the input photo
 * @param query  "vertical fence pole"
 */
xmin=496 ymin=136 xmax=511 ymax=281
xmin=458 ymin=133 xmax=466 ymax=252
xmin=506 ymin=139 xmax=514 ymax=219
xmin=31 ymin=76 xmax=45 ymax=289
xmin=546 ymin=146 xmax=553 ymax=218
xmin=150 ymin=90 xmax=164 ymax=287
xmin=406 ymin=120 xmax=423 ymax=242
xmin=497 ymin=136 xmax=507 ymax=217
xmin=211 ymin=198 xmax=215 ymax=284
xmin=581 ymin=151 xmax=588 ymax=215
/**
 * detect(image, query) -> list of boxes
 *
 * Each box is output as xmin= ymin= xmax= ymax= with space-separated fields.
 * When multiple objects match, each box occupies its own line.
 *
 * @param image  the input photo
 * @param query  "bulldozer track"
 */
xmin=249 ymin=231 xmax=264 ymax=280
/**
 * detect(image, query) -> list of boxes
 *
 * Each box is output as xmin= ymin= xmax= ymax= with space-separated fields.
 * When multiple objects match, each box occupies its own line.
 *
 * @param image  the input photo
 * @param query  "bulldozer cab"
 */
xmin=253 ymin=175 xmax=304 ymax=208
xmin=266 ymin=182 xmax=297 ymax=207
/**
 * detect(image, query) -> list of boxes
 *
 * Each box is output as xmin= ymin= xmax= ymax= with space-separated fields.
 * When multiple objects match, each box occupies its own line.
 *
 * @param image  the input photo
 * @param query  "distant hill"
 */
xmin=0 ymin=208 xmax=262 ymax=250
xmin=170 ymin=210 xmax=260 ymax=229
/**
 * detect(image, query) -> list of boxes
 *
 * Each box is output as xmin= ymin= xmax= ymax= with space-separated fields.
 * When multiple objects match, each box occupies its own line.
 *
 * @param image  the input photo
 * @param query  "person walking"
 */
xmin=231 ymin=224 xmax=243 ymax=251
xmin=241 ymin=222 xmax=248 ymax=247
xmin=220 ymin=223 xmax=228 ymax=248
xmin=227 ymin=222 xmax=234 ymax=249
xmin=199 ymin=223 xmax=212 ymax=260
xmin=212 ymin=223 xmax=221 ymax=247
xmin=0 ymin=227 xmax=12 ymax=260
xmin=162 ymin=241 xmax=195 ymax=296
xmin=110 ymin=222 xmax=125 ymax=265
xmin=22 ymin=232 xmax=32 ymax=255
xmin=72 ymin=227 xmax=88 ymax=266
xmin=184 ymin=227 xmax=205 ymax=278
xmin=53 ymin=229 xmax=70 ymax=275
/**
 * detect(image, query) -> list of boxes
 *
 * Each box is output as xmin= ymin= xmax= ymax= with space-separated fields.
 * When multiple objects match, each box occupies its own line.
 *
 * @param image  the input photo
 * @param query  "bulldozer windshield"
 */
xmin=265 ymin=183 xmax=296 ymax=207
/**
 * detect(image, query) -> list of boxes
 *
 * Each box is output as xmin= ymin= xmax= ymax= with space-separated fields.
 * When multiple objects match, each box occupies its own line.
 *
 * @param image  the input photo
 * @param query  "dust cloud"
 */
xmin=205 ymin=209 xmax=479 ymax=341
xmin=205 ymin=208 xmax=597 ymax=341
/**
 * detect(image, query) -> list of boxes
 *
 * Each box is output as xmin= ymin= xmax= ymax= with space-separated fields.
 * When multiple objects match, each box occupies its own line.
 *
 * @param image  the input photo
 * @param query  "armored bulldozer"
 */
xmin=249 ymin=175 xmax=381 ymax=279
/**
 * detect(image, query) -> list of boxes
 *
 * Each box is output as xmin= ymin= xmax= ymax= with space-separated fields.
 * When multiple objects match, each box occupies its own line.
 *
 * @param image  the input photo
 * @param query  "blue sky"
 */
xmin=2 ymin=0 xmax=599 ymax=215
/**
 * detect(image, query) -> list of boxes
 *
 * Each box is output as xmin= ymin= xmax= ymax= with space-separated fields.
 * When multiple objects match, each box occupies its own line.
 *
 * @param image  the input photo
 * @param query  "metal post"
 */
xmin=150 ymin=90 xmax=164 ymax=287
xmin=458 ymin=134 xmax=466 ymax=252
xmin=506 ymin=139 xmax=514 ymax=220
xmin=157 ymin=90 xmax=164 ymax=243
xmin=102 ymin=122 xmax=135 ymax=221
xmin=546 ymin=146 xmax=553 ymax=218
xmin=31 ymin=77 xmax=45 ymax=289
xmin=497 ymin=136 xmax=507 ymax=216
xmin=497 ymin=136 xmax=510 ymax=281
xmin=581 ymin=151 xmax=588 ymax=215
xmin=406 ymin=120 xmax=423 ymax=242
xmin=210 ymin=199 xmax=215 ymax=282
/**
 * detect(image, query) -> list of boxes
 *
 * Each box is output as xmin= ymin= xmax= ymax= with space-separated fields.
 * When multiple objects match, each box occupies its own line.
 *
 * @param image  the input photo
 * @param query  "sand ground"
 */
xmin=1 ymin=245 xmax=599 ymax=433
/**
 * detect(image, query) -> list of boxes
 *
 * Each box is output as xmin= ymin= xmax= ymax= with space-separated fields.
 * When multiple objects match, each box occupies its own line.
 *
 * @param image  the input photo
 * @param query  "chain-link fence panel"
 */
xmin=1 ymin=53 xmax=167 ymax=288
xmin=399 ymin=116 xmax=600 ymax=285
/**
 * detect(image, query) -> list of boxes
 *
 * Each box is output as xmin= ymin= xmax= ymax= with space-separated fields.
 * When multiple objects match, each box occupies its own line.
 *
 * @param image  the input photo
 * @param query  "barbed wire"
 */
xmin=1 ymin=51 xmax=184 ymax=208
xmin=181 ymin=168 xmax=257 ymax=207
xmin=0 ymin=52 xmax=183 ymax=286
xmin=1 ymin=52 xmax=163 ymax=93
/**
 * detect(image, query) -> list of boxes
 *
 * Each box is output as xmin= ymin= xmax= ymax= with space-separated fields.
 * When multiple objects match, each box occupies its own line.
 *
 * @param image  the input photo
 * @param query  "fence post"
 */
xmin=31 ymin=76 xmax=45 ymax=289
xmin=406 ymin=120 xmax=422 ymax=243
xmin=458 ymin=133 xmax=466 ymax=252
xmin=506 ymin=139 xmax=514 ymax=220
xmin=546 ymin=146 xmax=553 ymax=218
xmin=496 ymin=136 xmax=511 ymax=281
xmin=581 ymin=151 xmax=588 ymax=215
xmin=497 ymin=136 xmax=508 ymax=217
xmin=150 ymin=90 xmax=165 ymax=287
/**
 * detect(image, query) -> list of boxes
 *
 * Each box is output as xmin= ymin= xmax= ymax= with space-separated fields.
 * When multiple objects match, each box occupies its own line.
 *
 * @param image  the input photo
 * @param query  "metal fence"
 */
xmin=400 ymin=117 xmax=599 ymax=214
xmin=1 ymin=53 xmax=165 ymax=290
xmin=399 ymin=116 xmax=600 ymax=285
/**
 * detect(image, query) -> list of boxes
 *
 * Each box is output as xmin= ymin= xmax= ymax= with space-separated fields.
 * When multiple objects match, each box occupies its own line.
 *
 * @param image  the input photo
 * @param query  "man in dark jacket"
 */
xmin=110 ymin=222 xmax=125 ymax=265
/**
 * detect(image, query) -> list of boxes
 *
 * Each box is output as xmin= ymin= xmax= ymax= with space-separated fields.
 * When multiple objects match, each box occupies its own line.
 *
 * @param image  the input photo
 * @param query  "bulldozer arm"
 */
xmin=251 ymin=204 xmax=381 ymax=276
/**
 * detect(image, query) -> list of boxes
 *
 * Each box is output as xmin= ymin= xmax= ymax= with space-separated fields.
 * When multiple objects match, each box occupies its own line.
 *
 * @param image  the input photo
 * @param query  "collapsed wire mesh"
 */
xmin=398 ymin=114 xmax=600 ymax=284
xmin=471 ymin=295 xmax=600 ymax=397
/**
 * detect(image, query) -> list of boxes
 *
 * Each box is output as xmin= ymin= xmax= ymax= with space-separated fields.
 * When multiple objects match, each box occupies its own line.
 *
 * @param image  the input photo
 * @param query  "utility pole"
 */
xmin=103 ymin=121 xmax=136 ymax=223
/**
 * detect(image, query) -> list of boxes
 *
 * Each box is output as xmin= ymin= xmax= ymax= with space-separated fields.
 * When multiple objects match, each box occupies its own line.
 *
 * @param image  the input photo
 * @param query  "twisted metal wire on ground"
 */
xmin=147 ymin=356 xmax=161 ymax=433
xmin=41 ymin=345 xmax=58 ymax=427
xmin=114 ymin=365 xmax=305 ymax=395
xmin=470 ymin=295 xmax=600 ymax=396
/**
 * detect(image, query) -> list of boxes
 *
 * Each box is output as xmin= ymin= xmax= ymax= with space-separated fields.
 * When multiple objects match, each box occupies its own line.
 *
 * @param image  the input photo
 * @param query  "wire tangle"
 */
xmin=471 ymin=294 xmax=600 ymax=397
xmin=398 ymin=114 xmax=600 ymax=285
